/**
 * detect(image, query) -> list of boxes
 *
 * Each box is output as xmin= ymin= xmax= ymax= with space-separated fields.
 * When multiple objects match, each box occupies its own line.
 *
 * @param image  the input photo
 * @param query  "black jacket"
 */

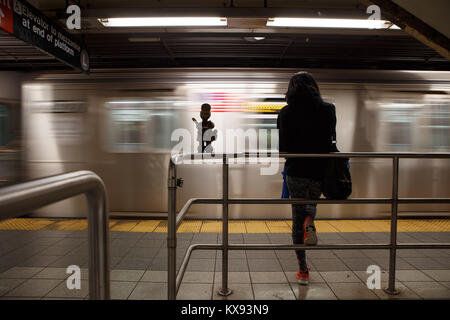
xmin=277 ymin=95 xmax=337 ymax=180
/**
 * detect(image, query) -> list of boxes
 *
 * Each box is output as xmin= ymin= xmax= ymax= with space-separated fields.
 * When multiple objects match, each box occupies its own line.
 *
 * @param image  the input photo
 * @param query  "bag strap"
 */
xmin=329 ymin=103 xmax=339 ymax=153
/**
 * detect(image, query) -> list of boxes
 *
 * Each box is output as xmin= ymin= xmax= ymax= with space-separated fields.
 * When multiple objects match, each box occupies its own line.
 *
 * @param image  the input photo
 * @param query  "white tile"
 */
xmin=110 ymin=270 xmax=144 ymax=282
xmin=177 ymin=283 xmax=213 ymax=300
xmin=141 ymin=271 xmax=167 ymax=282
xmin=250 ymin=272 xmax=288 ymax=283
xmin=0 ymin=267 xmax=44 ymax=279
xmin=45 ymin=280 xmax=89 ymax=299
xmin=0 ymin=278 xmax=27 ymax=296
xmin=33 ymin=267 xmax=70 ymax=280
xmin=253 ymin=283 xmax=295 ymax=300
xmin=328 ymin=282 xmax=379 ymax=300
xmin=183 ymin=272 xmax=214 ymax=283
xmin=111 ymin=281 xmax=137 ymax=300
xmin=214 ymin=272 xmax=251 ymax=284
xmin=291 ymin=283 xmax=337 ymax=300
xmin=5 ymin=279 xmax=63 ymax=298
xmin=129 ymin=282 xmax=167 ymax=300
xmin=395 ymin=270 xmax=434 ymax=282
xmin=403 ymin=281 xmax=450 ymax=299
xmin=372 ymin=282 xmax=421 ymax=300
xmin=320 ymin=271 xmax=361 ymax=283
xmin=421 ymin=270 xmax=450 ymax=282
xmin=212 ymin=283 xmax=254 ymax=300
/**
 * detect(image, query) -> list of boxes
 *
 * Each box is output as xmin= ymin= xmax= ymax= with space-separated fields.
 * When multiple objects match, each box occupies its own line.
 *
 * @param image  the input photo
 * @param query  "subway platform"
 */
xmin=0 ymin=219 xmax=449 ymax=300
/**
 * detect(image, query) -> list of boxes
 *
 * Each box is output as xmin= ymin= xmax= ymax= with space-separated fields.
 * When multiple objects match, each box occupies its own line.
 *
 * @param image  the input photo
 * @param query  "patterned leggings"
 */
xmin=286 ymin=176 xmax=321 ymax=271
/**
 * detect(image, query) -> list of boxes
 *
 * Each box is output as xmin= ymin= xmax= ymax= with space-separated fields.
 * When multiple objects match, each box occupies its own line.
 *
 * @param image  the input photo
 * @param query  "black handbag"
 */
xmin=322 ymin=149 xmax=352 ymax=200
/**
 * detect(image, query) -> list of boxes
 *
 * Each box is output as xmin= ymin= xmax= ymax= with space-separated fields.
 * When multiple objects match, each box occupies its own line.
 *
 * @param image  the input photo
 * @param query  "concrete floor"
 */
xmin=0 ymin=230 xmax=449 ymax=300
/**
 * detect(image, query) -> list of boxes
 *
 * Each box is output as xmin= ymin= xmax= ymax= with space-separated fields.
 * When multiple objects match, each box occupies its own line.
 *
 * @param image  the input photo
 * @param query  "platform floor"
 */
xmin=0 ymin=226 xmax=449 ymax=300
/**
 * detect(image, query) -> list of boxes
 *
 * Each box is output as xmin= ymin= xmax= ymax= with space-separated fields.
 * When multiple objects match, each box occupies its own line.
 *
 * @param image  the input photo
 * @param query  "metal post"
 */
xmin=86 ymin=184 xmax=110 ymax=300
xmin=167 ymin=159 xmax=177 ymax=300
xmin=385 ymin=156 xmax=400 ymax=295
xmin=219 ymin=154 xmax=232 ymax=296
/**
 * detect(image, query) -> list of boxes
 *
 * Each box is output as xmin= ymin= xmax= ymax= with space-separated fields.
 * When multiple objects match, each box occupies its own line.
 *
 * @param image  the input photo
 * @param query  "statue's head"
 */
xmin=200 ymin=103 xmax=211 ymax=121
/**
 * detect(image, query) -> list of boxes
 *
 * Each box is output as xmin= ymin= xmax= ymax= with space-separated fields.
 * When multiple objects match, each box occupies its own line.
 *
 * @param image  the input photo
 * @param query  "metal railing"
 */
xmin=0 ymin=170 xmax=110 ymax=300
xmin=167 ymin=152 xmax=450 ymax=299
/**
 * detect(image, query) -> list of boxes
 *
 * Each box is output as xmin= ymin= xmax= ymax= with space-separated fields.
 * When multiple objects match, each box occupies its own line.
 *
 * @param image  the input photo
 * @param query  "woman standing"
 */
xmin=277 ymin=72 xmax=337 ymax=285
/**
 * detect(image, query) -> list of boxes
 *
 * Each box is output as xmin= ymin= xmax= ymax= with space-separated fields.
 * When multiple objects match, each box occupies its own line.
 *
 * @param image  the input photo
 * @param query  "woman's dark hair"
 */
xmin=285 ymin=71 xmax=321 ymax=104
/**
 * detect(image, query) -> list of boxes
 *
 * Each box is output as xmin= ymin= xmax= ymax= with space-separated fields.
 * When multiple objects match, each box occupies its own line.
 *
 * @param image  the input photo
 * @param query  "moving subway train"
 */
xmin=21 ymin=68 xmax=450 ymax=219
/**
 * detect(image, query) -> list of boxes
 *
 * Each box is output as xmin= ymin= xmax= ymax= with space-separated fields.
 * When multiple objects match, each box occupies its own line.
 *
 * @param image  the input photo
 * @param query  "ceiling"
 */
xmin=0 ymin=0 xmax=448 ymax=71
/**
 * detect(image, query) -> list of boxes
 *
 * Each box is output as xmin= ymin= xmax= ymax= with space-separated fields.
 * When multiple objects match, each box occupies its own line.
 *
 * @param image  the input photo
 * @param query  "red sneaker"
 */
xmin=296 ymin=267 xmax=310 ymax=285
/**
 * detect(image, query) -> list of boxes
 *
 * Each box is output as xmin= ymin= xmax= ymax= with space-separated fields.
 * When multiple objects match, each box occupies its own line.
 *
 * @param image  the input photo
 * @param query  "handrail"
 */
xmin=0 ymin=170 xmax=110 ymax=300
xmin=168 ymin=152 xmax=450 ymax=300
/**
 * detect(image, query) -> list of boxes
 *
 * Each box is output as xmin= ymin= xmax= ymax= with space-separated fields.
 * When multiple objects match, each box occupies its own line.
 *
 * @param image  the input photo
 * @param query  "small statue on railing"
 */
xmin=192 ymin=103 xmax=217 ymax=154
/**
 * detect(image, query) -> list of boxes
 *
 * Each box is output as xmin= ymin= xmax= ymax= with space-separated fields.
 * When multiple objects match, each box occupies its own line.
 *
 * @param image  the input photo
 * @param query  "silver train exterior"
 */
xmin=22 ymin=68 xmax=450 ymax=219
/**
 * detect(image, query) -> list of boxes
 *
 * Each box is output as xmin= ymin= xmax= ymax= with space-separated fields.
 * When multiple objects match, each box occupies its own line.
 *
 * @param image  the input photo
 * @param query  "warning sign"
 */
xmin=0 ymin=0 xmax=13 ymax=34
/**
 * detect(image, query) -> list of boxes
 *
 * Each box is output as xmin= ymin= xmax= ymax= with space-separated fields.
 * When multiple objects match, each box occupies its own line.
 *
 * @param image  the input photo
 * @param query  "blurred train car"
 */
xmin=21 ymin=68 xmax=450 ymax=219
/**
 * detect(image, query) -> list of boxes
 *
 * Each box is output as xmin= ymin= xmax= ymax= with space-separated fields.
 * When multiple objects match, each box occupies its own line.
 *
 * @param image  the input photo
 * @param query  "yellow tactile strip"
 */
xmin=0 ymin=218 xmax=54 ymax=230
xmin=0 ymin=218 xmax=449 ymax=233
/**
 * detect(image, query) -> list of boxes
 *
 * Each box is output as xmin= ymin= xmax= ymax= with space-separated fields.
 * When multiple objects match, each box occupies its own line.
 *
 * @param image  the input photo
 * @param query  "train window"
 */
xmin=0 ymin=104 xmax=9 ymax=147
xmin=379 ymin=103 xmax=418 ymax=151
xmin=105 ymin=100 xmax=176 ymax=152
xmin=110 ymin=109 xmax=148 ymax=150
xmin=420 ymin=103 xmax=450 ymax=151
xmin=150 ymin=112 xmax=174 ymax=150
xmin=240 ymin=114 xmax=278 ymax=151
xmin=380 ymin=101 xmax=450 ymax=152
xmin=0 ymin=103 xmax=20 ymax=148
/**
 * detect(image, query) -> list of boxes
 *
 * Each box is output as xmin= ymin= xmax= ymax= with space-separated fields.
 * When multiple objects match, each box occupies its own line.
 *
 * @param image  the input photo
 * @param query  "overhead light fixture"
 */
xmin=244 ymin=36 xmax=266 ymax=42
xmin=266 ymin=18 xmax=400 ymax=29
xmin=99 ymin=17 xmax=227 ymax=27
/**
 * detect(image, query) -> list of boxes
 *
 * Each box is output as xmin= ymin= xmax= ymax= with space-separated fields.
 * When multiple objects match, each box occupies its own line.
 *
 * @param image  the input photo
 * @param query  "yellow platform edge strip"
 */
xmin=0 ymin=218 xmax=449 ymax=233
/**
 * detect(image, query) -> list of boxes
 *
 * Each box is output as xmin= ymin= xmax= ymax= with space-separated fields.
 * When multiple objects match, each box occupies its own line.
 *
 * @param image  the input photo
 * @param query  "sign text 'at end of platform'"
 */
xmin=0 ymin=0 xmax=89 ymax=73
